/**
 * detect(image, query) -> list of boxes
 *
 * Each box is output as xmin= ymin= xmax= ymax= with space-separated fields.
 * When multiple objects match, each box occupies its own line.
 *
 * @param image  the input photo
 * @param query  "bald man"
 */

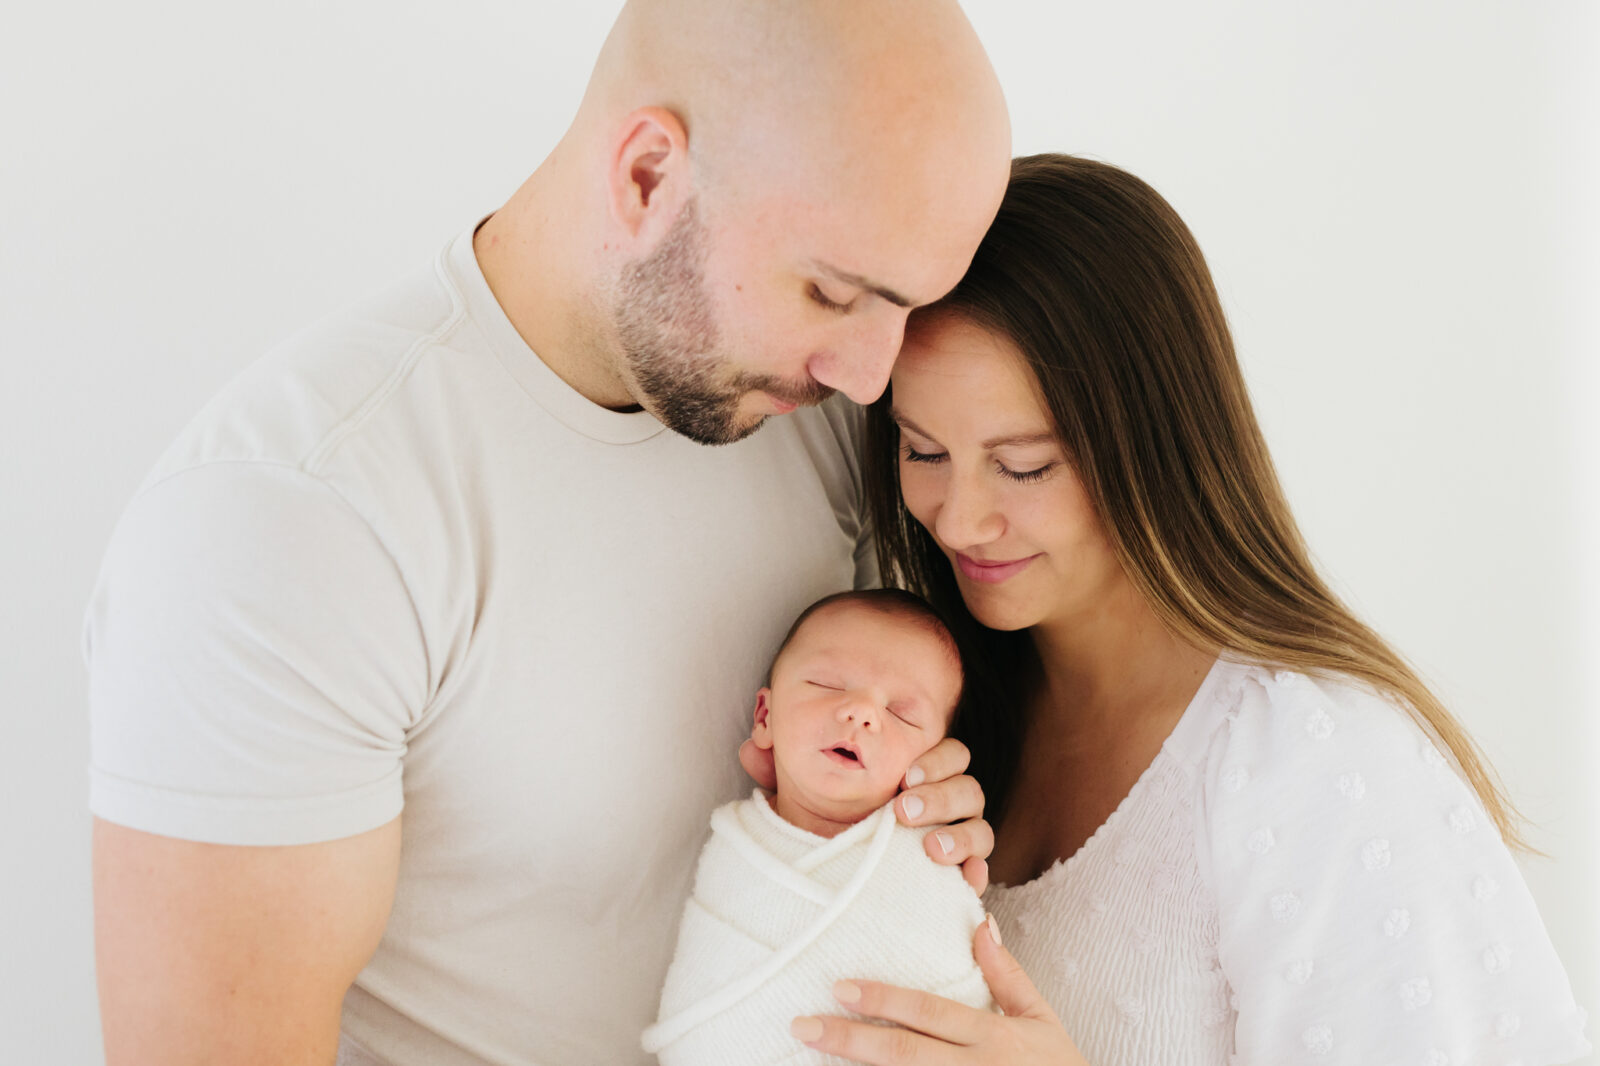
xmin=85 ymin=2 xmax=1010 ymax=1064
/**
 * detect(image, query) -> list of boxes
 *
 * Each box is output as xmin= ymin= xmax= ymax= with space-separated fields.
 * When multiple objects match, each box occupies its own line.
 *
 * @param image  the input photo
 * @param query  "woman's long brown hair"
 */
xmin=865 ymin=154 xmax=1526 ymax=848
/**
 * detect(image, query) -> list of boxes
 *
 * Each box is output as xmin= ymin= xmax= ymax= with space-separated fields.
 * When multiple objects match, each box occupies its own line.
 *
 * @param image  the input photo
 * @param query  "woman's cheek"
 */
xmin=897 ymin=462 xmax=942 ymax=531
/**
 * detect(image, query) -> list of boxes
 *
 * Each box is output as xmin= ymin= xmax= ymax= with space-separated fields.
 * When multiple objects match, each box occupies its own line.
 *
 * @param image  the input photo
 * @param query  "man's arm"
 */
xmin=94 ymin=816 xmax=402 ymax=1066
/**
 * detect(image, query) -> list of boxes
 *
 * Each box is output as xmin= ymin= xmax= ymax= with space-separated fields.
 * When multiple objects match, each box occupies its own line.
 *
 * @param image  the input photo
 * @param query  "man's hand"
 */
xmin=738 ymin=735 xmax=994 ymax=894
xmin=94 ymin=816 xmax=401 ymax=1066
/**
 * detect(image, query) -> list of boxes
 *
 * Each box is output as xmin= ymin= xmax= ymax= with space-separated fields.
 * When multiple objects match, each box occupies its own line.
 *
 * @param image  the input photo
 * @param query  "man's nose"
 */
xmin=934 ymin=469 xmax=1003 ymax=550
xmin=807 ymin=311 xmax=908 ymax=405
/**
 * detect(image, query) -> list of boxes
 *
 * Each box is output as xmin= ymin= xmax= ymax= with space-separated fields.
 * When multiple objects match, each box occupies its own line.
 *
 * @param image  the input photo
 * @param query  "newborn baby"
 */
xmin=641 ymin=589 xmax=993 ymax=1066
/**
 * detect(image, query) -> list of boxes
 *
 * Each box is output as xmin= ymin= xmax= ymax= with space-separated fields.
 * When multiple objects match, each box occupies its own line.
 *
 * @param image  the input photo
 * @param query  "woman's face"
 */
xmin=890 ymin=314 xmax=1125 ymax=633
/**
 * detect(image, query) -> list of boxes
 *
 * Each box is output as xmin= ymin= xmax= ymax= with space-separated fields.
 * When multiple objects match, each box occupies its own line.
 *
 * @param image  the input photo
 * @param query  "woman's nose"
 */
xmin=933 ymin=470 xmax=1003 ymax=550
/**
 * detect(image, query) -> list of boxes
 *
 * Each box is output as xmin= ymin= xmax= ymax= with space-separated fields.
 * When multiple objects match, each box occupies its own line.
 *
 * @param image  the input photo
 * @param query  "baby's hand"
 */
xmin=897 ymin=738 xmax=993 ymax=895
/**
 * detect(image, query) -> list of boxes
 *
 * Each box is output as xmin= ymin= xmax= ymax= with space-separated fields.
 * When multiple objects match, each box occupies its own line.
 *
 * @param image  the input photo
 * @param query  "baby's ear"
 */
xmin=751 ymin=688 xmax=775 ymax=750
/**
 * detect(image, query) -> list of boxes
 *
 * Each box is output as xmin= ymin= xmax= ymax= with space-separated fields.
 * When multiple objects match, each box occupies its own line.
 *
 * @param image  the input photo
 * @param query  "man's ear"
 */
xmin=751 ymin=688 xmax=775 ymax=750
xmin=606 ymin=105 xmax=691 ymax=244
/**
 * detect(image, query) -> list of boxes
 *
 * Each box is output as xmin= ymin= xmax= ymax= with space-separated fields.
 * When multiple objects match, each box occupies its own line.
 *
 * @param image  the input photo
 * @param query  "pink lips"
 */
xmin=823 ymin=744 xmax=864 ymax=769
xmin=956 ymin=552 xmax=1041 ymax=584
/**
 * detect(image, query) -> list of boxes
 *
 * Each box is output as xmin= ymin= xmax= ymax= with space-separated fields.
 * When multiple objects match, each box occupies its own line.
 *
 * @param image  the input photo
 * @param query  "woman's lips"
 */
xmin=956 ymin=552 xmax=1041 ymax=584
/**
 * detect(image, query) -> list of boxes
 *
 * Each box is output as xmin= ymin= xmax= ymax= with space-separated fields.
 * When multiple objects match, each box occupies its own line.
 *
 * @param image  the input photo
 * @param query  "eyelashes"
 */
xmin=808 ymin=284 xmax=854 ymax=314
xmin=1001 ymin=464 xmax=1056 ymax=484
xmin=900 ymin=445 xmax=1057 ymax=484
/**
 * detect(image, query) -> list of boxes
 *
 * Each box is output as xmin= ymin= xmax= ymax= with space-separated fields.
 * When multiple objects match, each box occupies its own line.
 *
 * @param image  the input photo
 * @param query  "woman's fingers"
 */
xmin=898 ymin=769 xmax=985 ymax=828
xmin=961 ymin=855 xmax=989 ymax=896
xmin=900 ymin=761 xmax=990 ymax=892
xmin=903 ymin=736 xmax=972 ymax=789
xmin=833 ymin=979 xmax=990 ymax=1044
xmin=793 ymin=982 xmax=991 ymax=1066
xmin=973 ymin=915 xmax=1059 ymax=1024
xmin=792 ymin=1012 xmax=937 ymax=1065
xmin=924 ymin=816 xmax=995 ymax=878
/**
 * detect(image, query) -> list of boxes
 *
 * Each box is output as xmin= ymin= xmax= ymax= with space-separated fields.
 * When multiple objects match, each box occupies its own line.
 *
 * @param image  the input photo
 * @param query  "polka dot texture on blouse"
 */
xmin=983 ymin=660 xmax=1590 ymax=1066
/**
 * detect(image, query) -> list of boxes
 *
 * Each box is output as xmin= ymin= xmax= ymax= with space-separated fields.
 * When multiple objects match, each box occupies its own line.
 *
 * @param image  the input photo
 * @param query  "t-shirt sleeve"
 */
xmin=1196 ymin=670 xmax=1591 ymax=1066
xmin=852 ymin=515 xmax=881 ymax=592
xmin=84 ymin=462 xmax=430 ymax=845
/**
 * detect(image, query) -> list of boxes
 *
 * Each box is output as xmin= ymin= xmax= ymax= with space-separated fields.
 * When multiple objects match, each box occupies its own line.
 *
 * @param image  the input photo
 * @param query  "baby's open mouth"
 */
xmin=825 ymin=745 xmax=863 ymax=767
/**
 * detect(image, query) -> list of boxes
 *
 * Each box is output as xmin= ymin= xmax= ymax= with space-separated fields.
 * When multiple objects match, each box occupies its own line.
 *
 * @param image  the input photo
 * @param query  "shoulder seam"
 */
xmin=301 ymin=251 xmax=468 ymax=475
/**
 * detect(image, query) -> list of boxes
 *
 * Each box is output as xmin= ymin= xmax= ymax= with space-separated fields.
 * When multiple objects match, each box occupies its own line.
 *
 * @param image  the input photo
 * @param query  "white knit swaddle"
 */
xmin=642 ymin=791 xmax=992 ymax=1065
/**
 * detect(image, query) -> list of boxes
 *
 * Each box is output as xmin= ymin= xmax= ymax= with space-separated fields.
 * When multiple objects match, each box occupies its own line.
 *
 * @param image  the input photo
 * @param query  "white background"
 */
xmin=2 ymin=2 xmax=1594 ymax=1062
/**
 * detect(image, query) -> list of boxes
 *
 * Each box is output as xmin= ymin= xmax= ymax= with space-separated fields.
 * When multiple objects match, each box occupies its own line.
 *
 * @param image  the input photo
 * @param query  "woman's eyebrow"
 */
xmin=980 ymin=431 xmax=1056 ymax=449
xmin=888 ymin=408 xmax=930 ymax=437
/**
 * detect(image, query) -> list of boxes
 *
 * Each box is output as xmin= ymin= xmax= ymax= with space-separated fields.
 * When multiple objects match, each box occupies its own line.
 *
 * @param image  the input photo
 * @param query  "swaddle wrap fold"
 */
xmin=642 ymin=791 xmax=992 ymax=1065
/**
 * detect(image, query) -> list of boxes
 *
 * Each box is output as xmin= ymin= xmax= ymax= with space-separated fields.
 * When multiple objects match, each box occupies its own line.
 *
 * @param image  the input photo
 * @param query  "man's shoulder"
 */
xmin=145 ymin=258 xmax=465 ymax=488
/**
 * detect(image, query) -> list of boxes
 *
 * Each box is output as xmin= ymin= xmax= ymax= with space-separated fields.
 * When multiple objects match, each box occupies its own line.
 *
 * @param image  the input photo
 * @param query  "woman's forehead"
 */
xmin=892 ymin=324 xmax=1052 ymax=437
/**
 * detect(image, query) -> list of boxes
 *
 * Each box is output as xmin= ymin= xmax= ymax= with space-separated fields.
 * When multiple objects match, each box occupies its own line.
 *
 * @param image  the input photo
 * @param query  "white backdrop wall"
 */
xmin=2 ymin=2 xmax=1594 ymax=1062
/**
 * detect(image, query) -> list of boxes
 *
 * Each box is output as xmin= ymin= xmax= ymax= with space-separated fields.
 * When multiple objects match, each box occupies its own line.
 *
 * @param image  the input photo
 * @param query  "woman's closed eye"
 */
xmin=1002 ymin=461 xmax=1057 ymax=484
xmin=901 ymin=443 xmax=1058 ymax=484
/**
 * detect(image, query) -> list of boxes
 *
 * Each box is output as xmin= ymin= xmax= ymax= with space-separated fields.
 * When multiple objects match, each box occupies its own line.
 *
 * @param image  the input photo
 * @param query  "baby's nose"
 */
xmin=836 ymin=698 xmax=879 ymax=730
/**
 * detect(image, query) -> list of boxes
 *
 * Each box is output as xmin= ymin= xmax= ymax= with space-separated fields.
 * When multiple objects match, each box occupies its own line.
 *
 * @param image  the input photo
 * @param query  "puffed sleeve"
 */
xmin=1195 ymin=669 xmax=1590 ymax=1065
xmin=85 ymin=462 xmax=430 ymax=845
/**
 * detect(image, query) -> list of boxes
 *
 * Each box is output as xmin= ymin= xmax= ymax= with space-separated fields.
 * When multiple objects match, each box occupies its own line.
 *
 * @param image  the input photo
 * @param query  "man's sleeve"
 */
xmin=85 ymin=462 xmax=430 ymax=846
xmin=852 ymin=512 xmax=881 ymax=591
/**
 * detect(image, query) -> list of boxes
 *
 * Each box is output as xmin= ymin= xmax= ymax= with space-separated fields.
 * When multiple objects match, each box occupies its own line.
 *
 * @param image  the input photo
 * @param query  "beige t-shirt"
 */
xmin=85 ymin=226 xmax=876 ymax=1065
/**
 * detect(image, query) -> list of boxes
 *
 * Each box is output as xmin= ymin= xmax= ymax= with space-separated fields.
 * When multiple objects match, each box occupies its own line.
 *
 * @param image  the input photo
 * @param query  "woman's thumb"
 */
xmin=975 ymin=914 xmax=1056 ymax=1022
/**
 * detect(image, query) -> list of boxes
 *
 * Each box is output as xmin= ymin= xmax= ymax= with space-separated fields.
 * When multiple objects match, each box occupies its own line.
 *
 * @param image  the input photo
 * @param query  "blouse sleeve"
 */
xmin=1195 ymin=668 xmax=1589 ymax=1066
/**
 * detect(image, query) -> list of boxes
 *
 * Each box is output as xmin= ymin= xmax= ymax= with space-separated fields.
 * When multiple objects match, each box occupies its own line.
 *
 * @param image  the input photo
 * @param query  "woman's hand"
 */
xmin=739 ymin=735 xmax=994 ymax=893
xmin=790 ymin=916 xmax=1089 ymax=1066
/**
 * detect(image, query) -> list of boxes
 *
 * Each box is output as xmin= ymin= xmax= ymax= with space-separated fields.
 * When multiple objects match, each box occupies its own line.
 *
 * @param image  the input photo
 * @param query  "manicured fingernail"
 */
xmin=833 ymin=980 xmax=862 ymax=1005
xmin=901 ymin=794 xmax=924 ymax=820
xmin=905 ymin=765 xmax=925 ymax=787
xmin=986 ymin=912 xmax=1002 ymax=947
xmin=935 ymin=831 xmax=954 ymax=856
xmin=792 ymin=1016 xmax=824 ymax=1043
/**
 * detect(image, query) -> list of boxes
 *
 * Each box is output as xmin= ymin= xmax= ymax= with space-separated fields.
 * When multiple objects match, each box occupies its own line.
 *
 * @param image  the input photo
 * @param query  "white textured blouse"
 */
xmin=984 ymin=658 xmax=1590 ymax=1066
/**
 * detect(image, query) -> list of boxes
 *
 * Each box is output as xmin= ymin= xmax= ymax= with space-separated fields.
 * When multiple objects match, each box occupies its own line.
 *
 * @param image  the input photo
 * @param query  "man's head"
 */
xmin=568 ymin=0 xmax=1012 ymax=444
xmin=752 ymin=590 xmax=964 ymax=830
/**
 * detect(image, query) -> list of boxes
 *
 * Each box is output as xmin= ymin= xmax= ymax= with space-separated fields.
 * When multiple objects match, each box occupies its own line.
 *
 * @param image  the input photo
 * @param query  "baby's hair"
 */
xmin=769 ymin=589 xmax=965 ymax=719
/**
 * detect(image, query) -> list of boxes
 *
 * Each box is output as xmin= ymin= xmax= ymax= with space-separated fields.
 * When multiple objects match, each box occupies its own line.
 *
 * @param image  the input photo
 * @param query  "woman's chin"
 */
xmin=958 ymin=591 xmax=1041 ymax=633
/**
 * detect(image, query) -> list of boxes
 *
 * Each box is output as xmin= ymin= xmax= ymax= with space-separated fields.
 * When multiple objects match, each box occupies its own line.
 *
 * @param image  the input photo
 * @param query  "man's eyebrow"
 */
xmin=813 ymin=261 xmax=916 ymax=309
xmin=890 ymin=408 xmax=1056 ymax=450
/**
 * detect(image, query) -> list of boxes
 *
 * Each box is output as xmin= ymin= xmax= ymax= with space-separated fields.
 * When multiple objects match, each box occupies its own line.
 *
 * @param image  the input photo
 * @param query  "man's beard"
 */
xmin=612 ymin=198 xmax=831 ymax=446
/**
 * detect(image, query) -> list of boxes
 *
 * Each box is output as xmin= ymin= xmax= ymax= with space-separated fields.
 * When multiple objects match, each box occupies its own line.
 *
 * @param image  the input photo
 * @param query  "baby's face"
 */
xmin=753 ymin=604 xmax=961 ymax=824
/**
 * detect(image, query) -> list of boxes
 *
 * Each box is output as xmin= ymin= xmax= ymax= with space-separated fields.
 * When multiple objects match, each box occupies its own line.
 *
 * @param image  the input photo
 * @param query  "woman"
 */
xmin=790 ymin=156 xmax=1589 ymax=1064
